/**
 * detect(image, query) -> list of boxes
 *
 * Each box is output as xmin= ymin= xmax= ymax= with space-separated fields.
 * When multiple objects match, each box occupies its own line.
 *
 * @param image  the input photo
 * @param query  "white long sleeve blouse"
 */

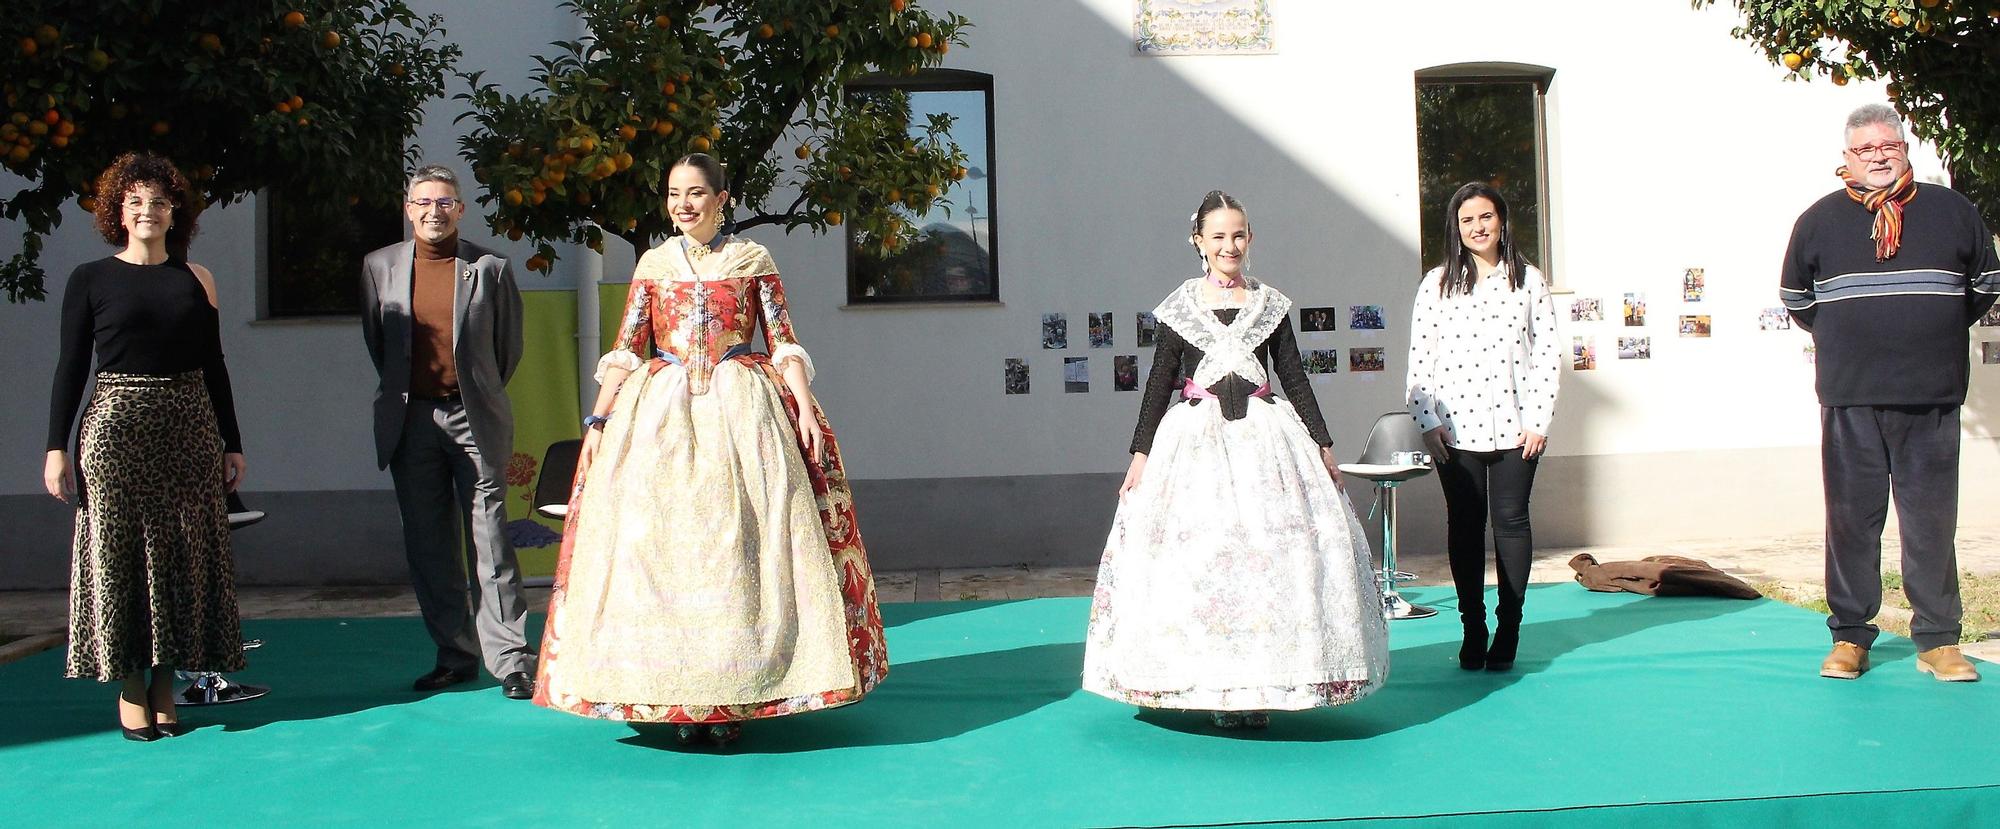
xmin=1405 ymin=263 xmax=1562 ymax=452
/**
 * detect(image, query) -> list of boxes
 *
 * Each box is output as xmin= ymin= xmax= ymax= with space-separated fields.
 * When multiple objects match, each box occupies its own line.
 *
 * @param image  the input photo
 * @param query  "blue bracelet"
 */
xmin=583 ymin=414 xmax=611 ymax=430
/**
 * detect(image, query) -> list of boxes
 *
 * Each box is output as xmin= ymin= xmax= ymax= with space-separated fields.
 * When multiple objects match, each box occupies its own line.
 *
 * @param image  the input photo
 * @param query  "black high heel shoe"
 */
xmin=1459 ymin=622 xmax=1488 ymax=671
xmin=1486 ymin=624 xmax=1519 ymax=672
xmin=122 ymin=724 xmax=160 ymax=742
xmin=154 ymin=721 xmax=191 ymax=738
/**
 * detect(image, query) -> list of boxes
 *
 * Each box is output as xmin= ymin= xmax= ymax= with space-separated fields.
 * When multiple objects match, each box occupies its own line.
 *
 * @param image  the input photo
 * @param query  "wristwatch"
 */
xmin=583 ymin=414 xmax=611 ymax=430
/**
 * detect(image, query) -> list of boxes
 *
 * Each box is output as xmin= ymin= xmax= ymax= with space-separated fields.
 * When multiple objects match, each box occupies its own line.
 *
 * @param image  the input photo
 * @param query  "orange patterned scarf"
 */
xmin=1837 ymin=165 xmax=1917 ymax=261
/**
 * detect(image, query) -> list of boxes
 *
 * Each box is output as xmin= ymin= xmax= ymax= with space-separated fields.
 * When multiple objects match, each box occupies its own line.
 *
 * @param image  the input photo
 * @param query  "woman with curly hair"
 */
xmin=44 ymin=153 xmax=247 ymax=741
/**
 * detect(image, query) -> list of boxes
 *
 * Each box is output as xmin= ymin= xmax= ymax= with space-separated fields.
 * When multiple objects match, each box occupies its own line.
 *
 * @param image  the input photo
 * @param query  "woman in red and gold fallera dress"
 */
xmin=533 ymin=154 xmax=886 ymax=745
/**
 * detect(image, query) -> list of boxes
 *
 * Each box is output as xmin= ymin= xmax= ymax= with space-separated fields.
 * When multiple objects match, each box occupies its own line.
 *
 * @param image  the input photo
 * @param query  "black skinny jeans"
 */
xmin=1435 ymin=446 xmax=1539 ymax=628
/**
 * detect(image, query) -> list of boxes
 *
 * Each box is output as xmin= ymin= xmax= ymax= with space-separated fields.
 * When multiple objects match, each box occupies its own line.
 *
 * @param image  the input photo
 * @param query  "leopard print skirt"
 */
xmin=67 ymin=371 xmax=244 ymax=681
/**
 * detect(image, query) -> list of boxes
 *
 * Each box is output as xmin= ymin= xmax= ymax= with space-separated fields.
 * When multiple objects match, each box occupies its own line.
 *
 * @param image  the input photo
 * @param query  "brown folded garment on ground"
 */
xmin=1568 ymin=553 xmax=1761 ymax=600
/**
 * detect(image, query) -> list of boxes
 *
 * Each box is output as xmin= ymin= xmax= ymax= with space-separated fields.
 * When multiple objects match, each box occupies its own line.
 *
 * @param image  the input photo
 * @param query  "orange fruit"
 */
xmin=389 ymin=62 xmax=406 ymax=77
xmin=198 ymin=33 xmax=223 ymax=53
xmin=49 ymin=134 xmax=66 ymax=148
xmin=527 ymin=255 xmax=549 ymax=271
xmin=795 ymin=144 xmax=810 ymax=159
xmin=892 ymin=0 xmax=908 ymax=11
xmin=654 ymin=14 xmax=671 ymax=29
xmin=937 ymin=42 xmax=948 ymax=55
xmin=615 ymin=152 xmax=633 ymax=170
xmin=653 ymin=120 xmax=674 ymax=136
xmin=707 ymin=125 xmax=721 ymax=140
xmin=1781 ymin=52 xmax=1803 ymax=70
xmin=531 ymin=190 xmax=547 ymax=205
xmin=826 ymin=210 xmax=842 ymax=226
xmin=289 ymin=95 xmax=304 ymax=110
xmin=838 ymin=165 xmax=852 ymax=179
xmin=504 ymin=189 xmax=523 ymax=206
xmin=506 ymin=227 xmax=523 ymax=241
xmin=662 ymin=80 xmax=677 ymax=96
xmin=758 ymin=23 xmax=775 ymax=39
xmin=917 ymin=32 xmax=933 ymax=48
xmin=80 ymin=195 xmax=96 ymax=212
xmin=8 ymin=145 xmax=29 ymax=164
xmin=825 ymin=24 xmax=840 ymax=37
xmin=54 ymin=120 xmax=73 ymax=136
xmin=1831 ymin=73 xmax=1849 ymax=86
xmin=322 ymin=31 xmax=341 ymax=49
xmin=84 ymin=49 xmax=109 ymax=72
xmin=618 ymin=124 xmax=637 ymax=141
xmin=26 ymin=121 xmax=46 ymax=136
xmin=690 ymin=136 xmax=711 ymax=152
xmin=283 ymin=10 xmax=306 ymax=29
xmin=43 ymin=109 xmax=59 ymax=124
xmin=297 ymin=116 xmax=310 ymax=126
xmin=907 ymin=36 xmax=920 ymax=48
xmin=667 ymin=101 xmax=680 ymax=113
xmin=276 ymin=100 xmax=292 ymax=113
xmin=17 ymin=38 xmax=36 ymax=58
xmin=887 ymin=188 xmax=902 ymax=202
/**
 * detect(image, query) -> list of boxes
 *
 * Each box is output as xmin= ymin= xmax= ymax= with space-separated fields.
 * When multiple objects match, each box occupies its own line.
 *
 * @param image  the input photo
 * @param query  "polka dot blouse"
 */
xmin=1405 ymin=263 xmax=1562 ymax=452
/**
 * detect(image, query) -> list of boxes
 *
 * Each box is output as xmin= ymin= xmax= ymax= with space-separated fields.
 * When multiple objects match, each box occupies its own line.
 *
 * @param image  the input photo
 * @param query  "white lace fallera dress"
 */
xmin=1082 ymin=277 xmax=1390 ymax=711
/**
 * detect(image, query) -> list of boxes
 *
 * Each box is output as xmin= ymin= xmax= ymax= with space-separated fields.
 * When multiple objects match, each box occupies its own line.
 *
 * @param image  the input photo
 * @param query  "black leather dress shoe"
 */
xmin=500 ymin=671 xmax=535 ymax=700
xmin=412 ymin=666 xmax=476 ymax=692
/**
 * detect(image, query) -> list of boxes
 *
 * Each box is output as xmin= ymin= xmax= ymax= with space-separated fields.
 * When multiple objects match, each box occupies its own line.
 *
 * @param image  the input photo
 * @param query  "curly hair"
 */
xmin=91 ymin=153 xmax=198 ymax=254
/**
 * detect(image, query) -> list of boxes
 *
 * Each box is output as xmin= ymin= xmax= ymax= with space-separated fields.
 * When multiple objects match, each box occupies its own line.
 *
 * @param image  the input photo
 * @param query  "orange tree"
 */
xmin=455 ymin=0 xmax=971 ymax=272
xmin=1697 ymin=0 xmax=2000 ymax=229
xmin=0 ymin=1 xmax=458 ymax=303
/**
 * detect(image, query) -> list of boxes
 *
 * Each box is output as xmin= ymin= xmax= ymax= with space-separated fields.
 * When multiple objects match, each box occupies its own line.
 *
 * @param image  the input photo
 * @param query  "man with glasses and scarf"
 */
xmin=361 ymin=164 xmax=535 ymax=699
xmin=1781 ymin=104 xmax=2000 ymax=682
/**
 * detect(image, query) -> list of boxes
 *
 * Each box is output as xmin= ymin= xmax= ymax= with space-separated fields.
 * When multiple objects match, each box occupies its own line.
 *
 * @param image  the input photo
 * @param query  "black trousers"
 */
xmin=1821 ymin=405 xmax=1962 ymax=651
xmin=1435 ymin=446 xmax=1539 ymax=627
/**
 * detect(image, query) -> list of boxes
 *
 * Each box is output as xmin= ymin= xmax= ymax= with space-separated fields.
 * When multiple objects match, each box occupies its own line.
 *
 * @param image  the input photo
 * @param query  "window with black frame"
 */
xmin=264 ymin=188 xmax=402 ymax=317
xmin=1414 ymin=65 xmax=1553 ymax=283
xmin=846 ymin=70 xmax=997 ymax=304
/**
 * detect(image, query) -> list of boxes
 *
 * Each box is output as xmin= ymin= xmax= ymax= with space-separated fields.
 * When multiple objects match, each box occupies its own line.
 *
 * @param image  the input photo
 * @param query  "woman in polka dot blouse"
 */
xmin=1405 ymin=182 xmax=1562 ymax=672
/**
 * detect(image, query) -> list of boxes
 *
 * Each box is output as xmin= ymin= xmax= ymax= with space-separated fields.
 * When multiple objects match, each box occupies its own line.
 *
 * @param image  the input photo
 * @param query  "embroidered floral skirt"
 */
xmin=68 ymin=371 xmax=244 ymax=682
xmin=1083 ymin=398 xmax=1389 ymax=711
xmin=535 ymin=355 xmax=887 ymax=723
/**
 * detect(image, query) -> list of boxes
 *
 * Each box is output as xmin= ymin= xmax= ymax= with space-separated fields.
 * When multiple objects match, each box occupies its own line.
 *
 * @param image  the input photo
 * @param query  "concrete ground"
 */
xmin=8 ymin=528 xmax=2000 ymax=665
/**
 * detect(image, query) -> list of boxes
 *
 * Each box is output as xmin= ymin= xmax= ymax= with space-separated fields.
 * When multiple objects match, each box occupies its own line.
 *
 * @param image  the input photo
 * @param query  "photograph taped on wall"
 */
xmin=1618 ymin=336 xmax=1651 ymax=360
xmin=1678 ymin=315 xmax=1711 ymax=337
xmin=1683 ymin=268 xmax=1705 ymax=302
xmin=1136 ymin=312 xmax=1160 ymax=347
xmin=1804 ymin=343 xmax=1817 ymax=365
xmin=1114 ymin=355 xmax=1140 ymax=390
xmin=1349 ymin=305 xmax=1387 ymax=330
xmin=1004 ymin=358 xmax=1030 ymax=395
xmin=1572 ymin=337 xmax=1596 ymax=370
xmin=1064 ymin=356 xmax=1089 ymax=392
xmin=1302 ymin=349 xmax=1339 ymax=374
xmin=1299 ymin=306 xmax=1338 ymax=332
xmin=1349 ymin=347 xmax=1385 ymax=372
xmin=1983 ymin=342 xmax=2000 ymax=365
xmin=1623 ymin=293 xmax=1647 ymax=326
xmin=1042 ymin=313 xmax=1068 ymax=349
xmin=1759 ymin=308 xmax=1792 ymax=331
xmin=1089 ymin=312 xmax=1114 ymax=348
xmin=1133 ymin=0 xmax=1274 ymax=55
xmin=1571 ymin=298 xmax=1603 ymax=322
xmin=1982 ymin=305 xmax=2000 ymax=327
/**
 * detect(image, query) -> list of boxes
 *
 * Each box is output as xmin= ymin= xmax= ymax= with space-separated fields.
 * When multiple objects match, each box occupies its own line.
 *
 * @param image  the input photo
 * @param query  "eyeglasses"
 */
xmin=123 ymin=198 xmax=172 ymax=213
xmin=406 ymin=197 xmax=460 ymax=210
xmin=1846 ymin=141 xmax=1908 ymax=160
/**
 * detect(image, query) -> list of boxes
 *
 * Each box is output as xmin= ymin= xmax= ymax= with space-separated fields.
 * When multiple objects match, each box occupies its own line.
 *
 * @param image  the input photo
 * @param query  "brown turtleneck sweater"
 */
xmin=409 ymin=235 xmax=459 ymax=399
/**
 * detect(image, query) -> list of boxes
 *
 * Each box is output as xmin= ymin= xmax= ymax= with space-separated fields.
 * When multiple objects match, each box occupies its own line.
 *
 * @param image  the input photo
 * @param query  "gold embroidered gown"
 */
xmin=534 ymin=235 xmax=887 ymax=723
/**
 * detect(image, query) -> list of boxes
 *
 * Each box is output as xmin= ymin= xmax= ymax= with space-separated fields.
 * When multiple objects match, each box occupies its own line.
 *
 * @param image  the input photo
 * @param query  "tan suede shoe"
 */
xmin=1819 ymin=642 xmax=1869 ymax=679
xmin=1916 ymin=645 xmax=1981 ymax=682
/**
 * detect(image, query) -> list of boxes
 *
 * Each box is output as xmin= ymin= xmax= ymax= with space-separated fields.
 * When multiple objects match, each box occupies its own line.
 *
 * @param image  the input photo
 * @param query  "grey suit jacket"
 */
xmin=360 ymin=238 xmax=523 ymax=474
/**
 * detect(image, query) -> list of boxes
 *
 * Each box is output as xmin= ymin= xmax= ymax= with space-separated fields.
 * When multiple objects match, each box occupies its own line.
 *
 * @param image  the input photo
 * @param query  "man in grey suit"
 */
xmin=361 ymin=164 xmax=535 ymax=699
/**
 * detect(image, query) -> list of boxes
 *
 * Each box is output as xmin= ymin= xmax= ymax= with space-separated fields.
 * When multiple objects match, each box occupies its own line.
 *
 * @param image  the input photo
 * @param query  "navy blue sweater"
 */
xmin=1780 ymin=183 xmax=2000 ymax=407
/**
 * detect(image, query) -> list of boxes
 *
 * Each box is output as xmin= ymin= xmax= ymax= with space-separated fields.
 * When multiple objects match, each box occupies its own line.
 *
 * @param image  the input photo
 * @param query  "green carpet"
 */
xmin=5 ymin=586 xmax=2000 ymax=827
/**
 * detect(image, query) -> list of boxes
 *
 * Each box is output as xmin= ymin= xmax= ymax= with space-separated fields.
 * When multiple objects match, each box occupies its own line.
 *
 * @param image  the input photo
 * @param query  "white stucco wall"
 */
xmin=4 ymin=0 xmax=1995 ymax=538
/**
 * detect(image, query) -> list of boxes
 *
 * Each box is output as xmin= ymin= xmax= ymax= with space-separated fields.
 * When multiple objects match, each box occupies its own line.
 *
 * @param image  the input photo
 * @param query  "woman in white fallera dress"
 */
xmin=1082 ymin=191 xmax=1389 ymax=730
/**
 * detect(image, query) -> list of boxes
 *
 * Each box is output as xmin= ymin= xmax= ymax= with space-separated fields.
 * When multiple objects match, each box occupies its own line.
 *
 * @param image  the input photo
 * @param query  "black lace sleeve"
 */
xmin=1129 ymin=323 xmax=1186 ymax=454
xmin=1265 ymin=316 xmax=1333 ymax=447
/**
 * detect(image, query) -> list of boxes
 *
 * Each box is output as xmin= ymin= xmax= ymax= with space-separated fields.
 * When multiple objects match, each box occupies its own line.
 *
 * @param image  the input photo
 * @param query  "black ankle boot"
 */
xmin=1459 ymin=622 xmax=1488 ymax=671
xmin=1486 ymin=623 xmax=1519 ymax=672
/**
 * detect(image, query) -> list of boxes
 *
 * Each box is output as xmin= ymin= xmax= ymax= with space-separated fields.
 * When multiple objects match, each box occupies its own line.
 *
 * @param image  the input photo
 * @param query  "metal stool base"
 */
xmin=1384 ymin=593 xmax=1439 ymax=620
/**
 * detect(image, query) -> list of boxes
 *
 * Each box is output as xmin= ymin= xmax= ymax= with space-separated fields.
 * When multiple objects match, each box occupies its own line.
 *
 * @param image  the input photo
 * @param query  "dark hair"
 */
xmin=92 ymin=153 xmax=198 ymax=256
xmin=1436 ymin=181 xmax=1531 ymax=297
xmin=668 ymin=153 xmax=728 ymax=193
xmin=1190 ymin=189 xmax=1246 ymax=236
